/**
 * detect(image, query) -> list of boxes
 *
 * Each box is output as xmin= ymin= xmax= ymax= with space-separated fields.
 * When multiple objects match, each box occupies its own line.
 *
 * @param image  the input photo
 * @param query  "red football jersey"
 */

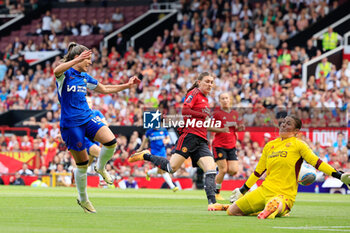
xmin=212 ymin=108 xmax=240 ymax=148
xmin=180 ymin=88 xmax=209 ymax=140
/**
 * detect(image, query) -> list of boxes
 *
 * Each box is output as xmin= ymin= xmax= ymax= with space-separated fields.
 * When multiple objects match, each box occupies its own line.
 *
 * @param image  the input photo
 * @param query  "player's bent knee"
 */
xmin=220 ymin=167 xmax=228 ymax=174
xmin=76 ymin=160 xmax=89 ymax=169
xmin=227 ymin=204 xmax=245 ymax=216
xmin=227 ymin=170 xmax=237 ymax=176
xmin=103 ymin=138 xmax=117 ymax=148
xmin=170 ymin=165 xmax=179 ymax=173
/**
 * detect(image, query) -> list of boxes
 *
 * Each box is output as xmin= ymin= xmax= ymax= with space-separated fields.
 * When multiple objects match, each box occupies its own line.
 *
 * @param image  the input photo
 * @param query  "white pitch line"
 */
xmin=273 ymin=226 xmax=350 ymax=232
xmin=0 ymin=192 xmax=205 ymax=200
xmin=296 ymin=200 xmax=350 ymax=203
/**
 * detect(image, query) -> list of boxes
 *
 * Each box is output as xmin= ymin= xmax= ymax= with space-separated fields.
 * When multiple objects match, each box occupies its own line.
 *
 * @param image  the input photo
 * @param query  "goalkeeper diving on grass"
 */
xmin=227 ymin=115 xmax=350 ymax=219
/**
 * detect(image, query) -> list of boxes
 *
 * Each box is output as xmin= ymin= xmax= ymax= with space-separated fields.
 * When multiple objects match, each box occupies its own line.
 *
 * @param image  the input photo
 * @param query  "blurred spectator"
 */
xmin=112 ymin=7 xmax=124 ymax=23
xmin=316 ymin=27 xmax=342 ymax=52
xmin=259 ymin=81 xmax=273 ymax=98
xmin=23 ymin=116 xmax=37 ymax=126
xmin=18 ymin=163 xmax=34 ymax=175
xmin=0 ymin=174 xmax=4 ymax=185
xmin=153 ymin=36 xmax=164 ymax=53
xmin=91 ymin=19 xmax=100 ymax=35
xmin=24 ymin=39 xmax=36 ymax=51
xmin=40 ymin=165 xmax=49 ymax=175
xmin=10 ymin=172 xmax=25 ymax=185
xmin=50 ymin=123 xmax=60 ymax=138
xmin=42 ymin=10 xmax=52 ymax=35
xmin=79 ymin=19 xmax=91 ymax=36
xmin=263 ymin=133 xmax=271 ymax=146
xmin=0 ymin=62 xmax=7 ymax=83
xmin=37 ymin=123 xmax=49 ymax=139
xmin=315 ymin=57 xmax=333 ymax=80
xmin=50 ymin=14 xmax=62 ymax=35
xmin=61 ymin=151 xmax=72 ymax=171
xmin=0 ymin=135 xmax=7 ymax=150
xmin=115 ymin=33 xmax=126 ymax=56
xmin=34 ymin=23 xmax=42 ymax=35
xmin=45 ymin=136 xmax=57 ymax=153
xmin=70 ymin=21 xmax=79 ymax=36
xmin=56 ymin=164 xmax=71 ymax=187
xmin=48 ymin=155 xmax=60 ymax=173
xmin=62 ymin=21 xmax=73 ymax=36
xmin=333 ymin=132 xmax=347 ymax=153
xmin=12 ymin=37 xmax=24 ymax=53
xmin=7 ymin=135 xmax=20 ymax=151
xmin=113 ymin=151 xmax=132 ymax=177
xmin=99 ymin=18 xmax=113 ymax=35
xmin=20 ymin=135 xmax=33 ymax=151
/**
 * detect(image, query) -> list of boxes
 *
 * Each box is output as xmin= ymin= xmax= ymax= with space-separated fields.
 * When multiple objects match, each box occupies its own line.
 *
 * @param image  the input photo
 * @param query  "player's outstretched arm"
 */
xmin=94 ymin=76 xmax=141 ymax=94
xmin=299 ymin=139 xmax=350 ymax=188
xmin=54 ymin=50 xmax=92 ymax=78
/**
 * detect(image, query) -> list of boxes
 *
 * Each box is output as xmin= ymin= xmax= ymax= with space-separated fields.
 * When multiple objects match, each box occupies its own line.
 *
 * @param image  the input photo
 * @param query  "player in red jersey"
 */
xmin=128 ymin=72 xmax=229 ymax=211
xmin=212 ymin=92 xmax=244 ymax=200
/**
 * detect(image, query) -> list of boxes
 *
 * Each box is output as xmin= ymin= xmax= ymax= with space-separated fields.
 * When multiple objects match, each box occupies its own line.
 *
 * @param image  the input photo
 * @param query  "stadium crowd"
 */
xmin=0 ymin=0 xmax=39 ymax=15
xmin=0 ymin=0 xmax=349 ymax=184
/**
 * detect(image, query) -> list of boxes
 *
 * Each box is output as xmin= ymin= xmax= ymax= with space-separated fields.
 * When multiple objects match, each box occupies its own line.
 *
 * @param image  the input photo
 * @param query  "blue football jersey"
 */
xmin=92 ymin=109 xmax=105 ymax=121
xmin=145 ymin=128 xmax=169 ymax=157
xmin=56 ymin=68 xmax=98 ymax=128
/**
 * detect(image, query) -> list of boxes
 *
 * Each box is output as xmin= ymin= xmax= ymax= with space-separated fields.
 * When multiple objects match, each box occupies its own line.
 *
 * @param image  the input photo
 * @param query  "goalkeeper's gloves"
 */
xmin=230 ymin=188 xmax=243 ymax=203
xmin=341 ymin=172 xmax=350 ymax=189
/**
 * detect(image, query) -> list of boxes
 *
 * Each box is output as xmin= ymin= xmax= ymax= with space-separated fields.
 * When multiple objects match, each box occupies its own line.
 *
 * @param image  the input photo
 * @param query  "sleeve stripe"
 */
xmin=254 ymin=169 xmax=266 ymax=178
xmin=191 ymin=88 xmax=199 ymax=97
xmin=315 ymin=159 xmax=323 ymax=169
xmin=87 ymin=82 xmax=97 ymax=90
xmin=295 ymin=157 xmax=303 ymax=182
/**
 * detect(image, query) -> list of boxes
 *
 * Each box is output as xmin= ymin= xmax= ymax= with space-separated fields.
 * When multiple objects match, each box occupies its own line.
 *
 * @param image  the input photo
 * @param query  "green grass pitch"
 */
xmin=0 ymin=186 xmax=349 ymax=233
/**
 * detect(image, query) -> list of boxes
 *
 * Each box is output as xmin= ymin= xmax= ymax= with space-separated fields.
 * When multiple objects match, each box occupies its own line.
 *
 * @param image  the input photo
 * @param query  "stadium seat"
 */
xmin=52 ymin=8 xmax=59 ymax=14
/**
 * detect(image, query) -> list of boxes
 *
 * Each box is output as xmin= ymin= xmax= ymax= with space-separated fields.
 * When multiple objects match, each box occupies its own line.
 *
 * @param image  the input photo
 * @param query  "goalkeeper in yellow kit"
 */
xmin=227 ymin=115 xmax=350 ymax=219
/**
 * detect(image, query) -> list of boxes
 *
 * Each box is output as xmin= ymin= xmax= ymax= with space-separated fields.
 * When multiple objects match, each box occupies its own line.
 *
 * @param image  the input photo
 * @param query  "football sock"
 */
xmin=96 ymin=145 xmax=115 ymax=170
xmin=147 ymin=167 xmax=158 ymax=176
xmin=162 ymin=172 xmax=175 ymax=189
xmin=215 ymin=183 xmax=222 ymax=194
xmin=144 ymin=154 xmax=173 ymax=173
xmin=75 ymin=166 xmax=88 ymax=202
xmin=204 ymin=170 xmax=217 ymax=204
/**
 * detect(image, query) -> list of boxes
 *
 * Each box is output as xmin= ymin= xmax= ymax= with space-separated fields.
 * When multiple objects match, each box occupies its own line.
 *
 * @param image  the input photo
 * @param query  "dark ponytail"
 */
xmin=62 ymin=42 xmax=89 ymax=62
xmin=289 ymin=115 xmax=302 ymax=129
xmin=186 ymin=71 xmax=212 ymax=94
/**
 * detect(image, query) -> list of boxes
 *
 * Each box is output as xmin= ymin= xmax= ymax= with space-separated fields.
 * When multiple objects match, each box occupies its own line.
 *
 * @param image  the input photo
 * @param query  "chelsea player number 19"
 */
xmin=54 ymin=42 xmax=140 ymax=213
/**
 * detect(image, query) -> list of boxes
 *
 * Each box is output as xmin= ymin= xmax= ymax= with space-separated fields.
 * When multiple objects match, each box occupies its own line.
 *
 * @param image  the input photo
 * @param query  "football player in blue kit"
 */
xmin=138 ymin=127 xmax=179 ymax=192
xmin=71 ymin=97 xmax=109 ymax=184
xmin=54 ymin=42 xmax=140 ymax=213
xmin=84 ymin=97 xmax=108 ymax=167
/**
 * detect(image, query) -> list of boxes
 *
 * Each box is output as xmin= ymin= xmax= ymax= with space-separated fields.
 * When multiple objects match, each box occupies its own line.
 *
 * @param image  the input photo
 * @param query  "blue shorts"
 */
xmin=151 ymin=148 xmax=167 ymax=158
xmin=61 ymin=118 xmax=105 ymax=151
xmin=85 ymin=138 xmax=100 ymax=153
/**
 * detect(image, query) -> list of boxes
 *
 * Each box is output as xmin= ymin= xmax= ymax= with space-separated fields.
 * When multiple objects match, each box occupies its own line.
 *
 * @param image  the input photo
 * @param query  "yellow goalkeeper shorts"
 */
xmin=235 ymin=185 xmax=294 ymax=216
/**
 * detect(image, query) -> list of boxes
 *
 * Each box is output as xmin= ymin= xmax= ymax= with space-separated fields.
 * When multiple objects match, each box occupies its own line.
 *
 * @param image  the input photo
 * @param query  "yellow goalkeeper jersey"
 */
xmin=247 ymin=136 xmax=336 ymax=202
